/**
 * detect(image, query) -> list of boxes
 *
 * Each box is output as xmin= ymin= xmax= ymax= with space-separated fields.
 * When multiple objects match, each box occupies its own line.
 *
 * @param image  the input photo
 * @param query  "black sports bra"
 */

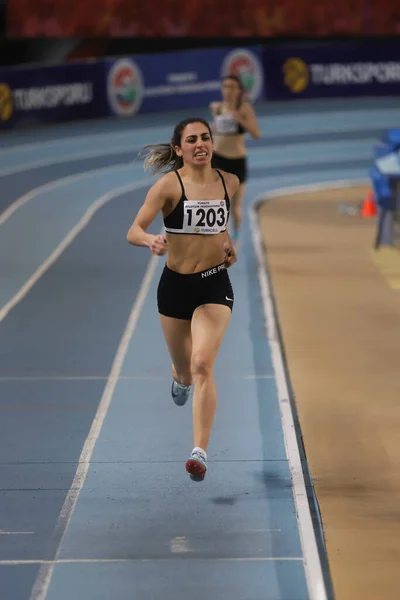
xmin=163 ymin=170 xmax=231 ymax=235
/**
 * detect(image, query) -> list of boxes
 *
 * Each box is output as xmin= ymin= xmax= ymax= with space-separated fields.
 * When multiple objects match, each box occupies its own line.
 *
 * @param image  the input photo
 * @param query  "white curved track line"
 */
xmin=0 ymin=133 xmax=369 ymax=179
xmin=253 ymin=178 xmax=368 ymax=204
xmin=0 ymin=111 xmax=396 ymax=157
xmin=249 ymin=178 xmax=368 ymax=600
xmin=0 ymin=125 xmax=173 ymax=156
xmin=0 ymin=144 xmax=142 ymax=177
xmin=0 ymin=179 xmax=149 ymax=324
xmin=0 ymin=163 xmax=148 ymax=226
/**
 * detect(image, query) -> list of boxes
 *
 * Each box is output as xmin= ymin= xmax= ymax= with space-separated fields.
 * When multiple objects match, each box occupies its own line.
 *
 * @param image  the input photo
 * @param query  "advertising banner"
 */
xmin=264 ymin=42 xmax=400 ymax=101
xmin=0 ymin=61 xmax=107 ymax=130
xmin=105 ymin=46 xmax=265 ymax=119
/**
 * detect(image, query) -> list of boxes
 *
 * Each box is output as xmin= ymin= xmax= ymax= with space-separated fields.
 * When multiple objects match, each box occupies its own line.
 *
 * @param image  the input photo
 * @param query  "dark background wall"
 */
xmin=1 ymin=0 xmax=399 ymax=68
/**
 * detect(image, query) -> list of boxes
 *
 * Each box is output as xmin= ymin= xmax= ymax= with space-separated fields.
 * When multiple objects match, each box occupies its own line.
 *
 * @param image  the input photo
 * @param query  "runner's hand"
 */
xmin=209 ymin=101 xmax=221 ymax=115
xmin=150 ymin=235 xmax=168 ymax=256
xmin=223 ymin=241 xmax=237 ymax=268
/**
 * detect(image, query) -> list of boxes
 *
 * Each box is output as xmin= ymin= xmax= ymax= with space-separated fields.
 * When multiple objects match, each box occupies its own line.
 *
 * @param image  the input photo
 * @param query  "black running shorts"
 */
xmin=157 ymin=263 xmax=234 ymax=320
xmin=211 ymin=152 xmax=247 ymax=184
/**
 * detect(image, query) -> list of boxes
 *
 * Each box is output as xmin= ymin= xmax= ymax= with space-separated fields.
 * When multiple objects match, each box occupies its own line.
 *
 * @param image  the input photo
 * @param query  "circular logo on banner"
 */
xmin=283 ymin=58 xmax=309 ymax=94
xmin=221 ymin=49 xmax=263 ymax=102
xmin=0 ymin=84 xmax=13 ymax=121
xmin=107 ymin=59 xmax=144 ymax=117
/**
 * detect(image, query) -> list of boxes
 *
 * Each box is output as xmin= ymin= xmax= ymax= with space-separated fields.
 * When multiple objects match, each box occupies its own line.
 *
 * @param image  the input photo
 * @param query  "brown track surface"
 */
xmin=258 ymin=185 xmax=400 ymax=600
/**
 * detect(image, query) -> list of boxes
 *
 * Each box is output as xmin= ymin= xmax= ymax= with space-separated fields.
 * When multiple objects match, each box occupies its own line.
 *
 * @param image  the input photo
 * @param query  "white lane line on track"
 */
xmin=0 ymin=179 xmax=150 ymax=323
xmin=0 ymin=163 xmax=149 ymax=226
xmin=248 ymin=179 xmax=362 ymax=600
xmin=28 ymin=240 xmax=161 ymax=600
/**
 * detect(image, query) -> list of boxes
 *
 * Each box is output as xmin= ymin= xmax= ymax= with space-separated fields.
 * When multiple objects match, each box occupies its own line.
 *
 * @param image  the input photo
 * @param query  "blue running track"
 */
xmin=1 ymin=97 xmax=400 ymax=600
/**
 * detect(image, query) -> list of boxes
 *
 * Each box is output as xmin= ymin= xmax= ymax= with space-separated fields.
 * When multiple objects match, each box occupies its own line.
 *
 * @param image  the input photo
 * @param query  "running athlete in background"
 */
xmin=127 ymin=117 xmax=239 ymax=482
xmin=210 ymin=74 xmax=261 ymax=245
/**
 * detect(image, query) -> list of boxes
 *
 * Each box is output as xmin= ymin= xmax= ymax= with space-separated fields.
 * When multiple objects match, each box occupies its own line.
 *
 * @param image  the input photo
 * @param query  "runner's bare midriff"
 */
xmin=166 ymin=232 xmax=226 ymax=274
xmin=213 ymin=134 xmax=246 ymax=159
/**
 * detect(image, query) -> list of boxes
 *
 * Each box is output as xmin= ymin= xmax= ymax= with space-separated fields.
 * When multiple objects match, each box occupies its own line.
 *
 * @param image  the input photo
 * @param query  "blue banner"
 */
xmin=0 ymin=61 xmax=107 ymax=130
xmin=105 ymin=46 xmax=265 ymax=118
xmin=0 ymin=46 xmax=265 ymax=131
xmin=263 ymin=42 xmax=400 ymax=101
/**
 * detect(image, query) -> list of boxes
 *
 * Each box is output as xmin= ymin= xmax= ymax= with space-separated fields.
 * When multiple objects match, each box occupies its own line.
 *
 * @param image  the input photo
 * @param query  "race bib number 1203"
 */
xmin=183 ymin=199 xmax=228 ymax=234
